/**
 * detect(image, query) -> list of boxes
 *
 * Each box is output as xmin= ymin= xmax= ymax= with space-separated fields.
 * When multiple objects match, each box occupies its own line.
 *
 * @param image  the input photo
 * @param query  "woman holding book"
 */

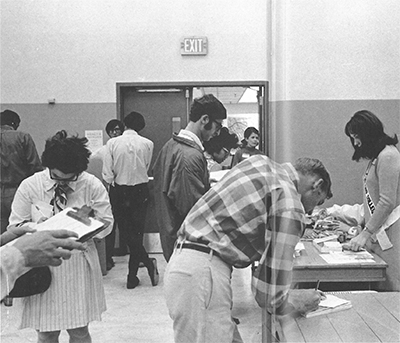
xmin=8 ymin=130 xmax=113 ymax=343
xmin=344 ymin=110 xmax=400 ymax=291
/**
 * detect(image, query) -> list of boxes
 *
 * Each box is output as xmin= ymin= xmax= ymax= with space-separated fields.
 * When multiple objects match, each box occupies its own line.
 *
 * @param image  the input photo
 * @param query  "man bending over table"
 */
xmin=164 ymin=155 xmax=332 ymax=342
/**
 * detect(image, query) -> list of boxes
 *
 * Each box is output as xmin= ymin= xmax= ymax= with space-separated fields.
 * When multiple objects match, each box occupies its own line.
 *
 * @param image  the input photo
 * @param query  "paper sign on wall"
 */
xmin=85 ymin=130 xmax=103 ymax=153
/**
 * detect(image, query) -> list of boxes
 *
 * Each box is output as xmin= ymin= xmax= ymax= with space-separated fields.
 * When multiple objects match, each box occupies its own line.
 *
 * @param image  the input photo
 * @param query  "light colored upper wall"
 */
xmin=270 ymin=0 xmax=400 ymax=101
xmin=0 ymin=0 xmax=267 ymax=104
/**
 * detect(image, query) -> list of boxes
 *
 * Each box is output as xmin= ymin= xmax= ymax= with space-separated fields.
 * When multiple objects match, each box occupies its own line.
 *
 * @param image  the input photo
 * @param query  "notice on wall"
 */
xmin=85 ymin=130 xmax=103 ymax=153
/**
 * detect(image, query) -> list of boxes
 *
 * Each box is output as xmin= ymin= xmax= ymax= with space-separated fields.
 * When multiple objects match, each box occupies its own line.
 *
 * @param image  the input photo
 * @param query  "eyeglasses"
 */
xmin=213 ymin=120 xmax=223 ymax=133
xmin=50 ymin=170 xmax=79 ymax=182
xmin=222 ymin=147 xmax=230 ymax=155
xmin=110 ymin=127 xmax=122 ymax=133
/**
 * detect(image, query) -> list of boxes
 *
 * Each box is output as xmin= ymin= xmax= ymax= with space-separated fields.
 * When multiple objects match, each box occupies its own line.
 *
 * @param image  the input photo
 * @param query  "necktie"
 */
xmin=51 ymin=184 xmax=68 ymax=213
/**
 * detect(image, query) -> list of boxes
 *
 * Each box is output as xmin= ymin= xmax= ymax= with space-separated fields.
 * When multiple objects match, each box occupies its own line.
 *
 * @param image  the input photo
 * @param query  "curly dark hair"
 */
xmin=41 ymin=130 xmax=91 ymax=173
xmin=203 ymin=127 xmax=238 ymax=155
xmin=345 ymin=110 xmax=398 ymax=161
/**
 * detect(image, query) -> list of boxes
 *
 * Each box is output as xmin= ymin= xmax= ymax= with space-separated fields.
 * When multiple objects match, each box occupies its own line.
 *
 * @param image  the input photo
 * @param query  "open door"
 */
xmin=116 ymin=81 xmax=269 ymax=248
xmin=117 ymin=81 xmax=269 ymax=168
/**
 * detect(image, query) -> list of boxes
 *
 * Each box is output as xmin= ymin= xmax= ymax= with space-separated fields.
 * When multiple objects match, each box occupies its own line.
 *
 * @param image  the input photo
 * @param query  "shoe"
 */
xmin=146 ymin=258 xmax=159 ymax=286
xmin=127 ymin=275 xmax=140 ymax=289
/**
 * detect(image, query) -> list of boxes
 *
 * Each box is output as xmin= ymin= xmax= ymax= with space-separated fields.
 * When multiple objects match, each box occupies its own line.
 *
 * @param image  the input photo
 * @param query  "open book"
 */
xmin=305 ymin=294 xmax=352 ymax=318
xmin=34 ymin=206 xmax=110 ymax=242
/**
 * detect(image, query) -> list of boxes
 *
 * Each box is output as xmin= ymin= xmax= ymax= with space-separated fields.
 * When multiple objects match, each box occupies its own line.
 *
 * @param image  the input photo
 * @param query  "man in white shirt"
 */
xmin=103 ymin=112 xmax=158 ymax=289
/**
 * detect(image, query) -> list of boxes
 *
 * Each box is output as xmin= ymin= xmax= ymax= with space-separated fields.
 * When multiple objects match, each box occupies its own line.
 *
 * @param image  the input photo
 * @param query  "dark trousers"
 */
xmin=109 ymin=183 xmax=151 ymax=278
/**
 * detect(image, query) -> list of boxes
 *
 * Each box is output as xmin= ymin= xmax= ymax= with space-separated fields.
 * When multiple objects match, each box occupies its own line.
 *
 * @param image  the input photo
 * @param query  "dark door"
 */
xmin=120 ymin=87 xmax=189 ymax=171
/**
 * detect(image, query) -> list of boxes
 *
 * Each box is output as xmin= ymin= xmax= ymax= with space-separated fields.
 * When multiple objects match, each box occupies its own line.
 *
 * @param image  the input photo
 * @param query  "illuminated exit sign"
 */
xmin=180 ymin=37 xmax=208 ymax=56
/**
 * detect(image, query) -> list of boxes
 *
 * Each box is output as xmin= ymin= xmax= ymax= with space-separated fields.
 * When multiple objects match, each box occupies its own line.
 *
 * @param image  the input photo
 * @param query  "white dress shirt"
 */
xmin=102 ymin=129 xmax=154 ymax=186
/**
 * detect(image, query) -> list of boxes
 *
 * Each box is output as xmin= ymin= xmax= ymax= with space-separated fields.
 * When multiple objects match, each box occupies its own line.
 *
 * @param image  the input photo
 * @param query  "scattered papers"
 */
xmin=294 ymin=242 xmax=305 ymax=257
xmin=209 ymin=170 xmax=229 ymax=184
xmin=313 ymin=235 xmax=342 ymax=253
xmin=305 ymin=294 xmax=352 ymax=318
xmin=320 ymin=250 xmax=375 ymax=264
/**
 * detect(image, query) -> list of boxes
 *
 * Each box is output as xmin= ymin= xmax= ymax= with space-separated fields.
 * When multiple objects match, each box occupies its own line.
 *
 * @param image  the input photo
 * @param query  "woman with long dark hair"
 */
xmin=345 ymin=110 xmax=400 ymax=291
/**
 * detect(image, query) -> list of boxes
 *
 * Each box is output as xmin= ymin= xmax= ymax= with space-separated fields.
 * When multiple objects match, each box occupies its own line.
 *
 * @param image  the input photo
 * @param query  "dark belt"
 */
xmin=181 ymin=242 xmax=220 ymax=258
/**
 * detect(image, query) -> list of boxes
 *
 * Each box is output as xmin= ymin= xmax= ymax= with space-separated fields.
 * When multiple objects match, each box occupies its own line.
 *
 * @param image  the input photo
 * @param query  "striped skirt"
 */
xmin=19 ymin=239 xmax=106 ymax=331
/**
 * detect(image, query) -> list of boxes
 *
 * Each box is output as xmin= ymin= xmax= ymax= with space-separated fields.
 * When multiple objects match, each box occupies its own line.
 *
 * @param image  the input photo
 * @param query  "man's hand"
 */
xmin=13 ymin=230 xmax=85 ymax=268
xmin=7 ymin=223 xmax=36 ymax=237
xmin=288 ymin=289 xmax=323 ymax=316
xmin=0 ymin=223 xmax=37 ymax=246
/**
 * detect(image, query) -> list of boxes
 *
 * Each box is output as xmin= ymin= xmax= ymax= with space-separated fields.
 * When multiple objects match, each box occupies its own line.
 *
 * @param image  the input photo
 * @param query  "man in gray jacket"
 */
xmin=153 ymin=94 xmax=226 ymax=261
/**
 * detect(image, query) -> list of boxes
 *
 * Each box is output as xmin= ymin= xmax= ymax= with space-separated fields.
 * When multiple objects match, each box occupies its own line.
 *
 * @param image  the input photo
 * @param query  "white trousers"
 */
xmin=164 ymin=248 xmax=243 ymax=343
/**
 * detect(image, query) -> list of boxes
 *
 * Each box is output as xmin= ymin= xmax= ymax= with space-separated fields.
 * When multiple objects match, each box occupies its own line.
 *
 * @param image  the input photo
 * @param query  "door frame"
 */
xmin=116 ymin=81 xmax=269 ymax=155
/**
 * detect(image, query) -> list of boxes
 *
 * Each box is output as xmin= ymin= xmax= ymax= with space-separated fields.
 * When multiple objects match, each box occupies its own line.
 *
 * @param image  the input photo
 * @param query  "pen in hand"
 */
xmin=315 ymin=280 xmax=326 ymax=301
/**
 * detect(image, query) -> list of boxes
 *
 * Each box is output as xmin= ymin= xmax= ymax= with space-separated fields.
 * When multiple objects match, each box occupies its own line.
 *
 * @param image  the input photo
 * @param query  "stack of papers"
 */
xmin=320 ymin=250 xmax=375 ymax=264
xmin=305 ymin=294 xmax=352 ymax=318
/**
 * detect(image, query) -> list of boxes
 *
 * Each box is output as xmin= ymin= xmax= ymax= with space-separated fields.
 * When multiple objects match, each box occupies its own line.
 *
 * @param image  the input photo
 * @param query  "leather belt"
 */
xmin=180 ymin=242 xmax=220 ymax=258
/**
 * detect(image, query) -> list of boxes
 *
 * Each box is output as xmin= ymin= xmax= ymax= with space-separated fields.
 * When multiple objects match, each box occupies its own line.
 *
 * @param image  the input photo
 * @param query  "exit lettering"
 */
xmin=181 ymin=37 xmax=208 ymax=56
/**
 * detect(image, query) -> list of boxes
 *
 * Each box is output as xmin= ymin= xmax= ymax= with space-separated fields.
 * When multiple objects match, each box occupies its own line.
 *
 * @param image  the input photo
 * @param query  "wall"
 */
xmin=1 ymin=0 xmax=267 ymax=104
xmin=1 ymin=0 xmax=267 ymax=155
xmin=1 ymin=0 xmax=400 ymax=208
xmin=268 ymin=0 xmax=400 ymax=206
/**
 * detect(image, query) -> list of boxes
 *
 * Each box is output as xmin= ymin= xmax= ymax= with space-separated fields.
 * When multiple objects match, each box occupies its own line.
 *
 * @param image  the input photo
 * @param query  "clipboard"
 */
xmin=34 ymin=206 xmax=110 ymax=242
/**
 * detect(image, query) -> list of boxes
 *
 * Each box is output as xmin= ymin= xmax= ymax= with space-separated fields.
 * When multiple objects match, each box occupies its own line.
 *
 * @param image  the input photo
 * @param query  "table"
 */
xmin=278 ymin=292 xmax=400 ymax=343
xmin=292 ymin=242 xmax=387 ymax=283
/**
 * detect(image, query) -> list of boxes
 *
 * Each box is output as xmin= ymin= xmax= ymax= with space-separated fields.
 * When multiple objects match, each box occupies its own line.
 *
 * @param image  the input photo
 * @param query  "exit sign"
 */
xmin=180 ymin=37 xmax=208 ymax=56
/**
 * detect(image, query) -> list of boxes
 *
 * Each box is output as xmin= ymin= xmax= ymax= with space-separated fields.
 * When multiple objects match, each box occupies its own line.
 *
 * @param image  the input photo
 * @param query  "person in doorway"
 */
xmin=231 ymin=126 xmax=264 ymax=167
xmin=89 ymin=119 xmax=124 ymax=270
xmin=203 ymin=127 xmax=239 ymax=172
xmin=8 ymin=130 xmax=113 ymax=343
xmin=164 ymin=156 xmax=332 ymax=342
xmin=103 ymin=111 xmax=158 ymax=289
xmin=344 ymin=110 xmax=400 ymax=291
xmin=152 ymin=94 xmax=227 ymax=261
xmin=0 ymin=110 xmax=42 ymax=234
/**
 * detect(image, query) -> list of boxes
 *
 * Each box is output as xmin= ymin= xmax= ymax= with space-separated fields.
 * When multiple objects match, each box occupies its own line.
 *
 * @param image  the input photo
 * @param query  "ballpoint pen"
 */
xmin=35 ymin=205 xmax=46 ymax=217
xmin=315 ymin=280 xmax=320 ymax=290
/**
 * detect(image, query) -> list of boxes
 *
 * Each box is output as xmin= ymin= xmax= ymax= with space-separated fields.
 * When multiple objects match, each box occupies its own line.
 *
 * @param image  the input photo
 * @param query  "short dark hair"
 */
xmin=189 ymin=94 xmax=227 ymax=123
xmin=294 ymin=157 xmax=333 ymax=199
xmin=105 ymin=119 xmax=124 ymax=134
xmin=203 ymin=127 xmax=239 ymax=155
xmin=345 ymin=110 xmax=398 ymax=161
xmin=0 ymin=109 xmax=21 ymax=128
xmin=124 ymin=111 xmax=145 ymax=132
xmin=241 ymin=127 xmax=259 ymax=146
xmin=41 ymin=130 xmax=91 ymax=174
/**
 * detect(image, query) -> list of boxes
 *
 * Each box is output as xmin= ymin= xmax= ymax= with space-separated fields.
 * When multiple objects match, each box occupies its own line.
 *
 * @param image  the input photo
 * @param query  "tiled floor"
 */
xmin=1 ymin=254 xmax=262 ymax=343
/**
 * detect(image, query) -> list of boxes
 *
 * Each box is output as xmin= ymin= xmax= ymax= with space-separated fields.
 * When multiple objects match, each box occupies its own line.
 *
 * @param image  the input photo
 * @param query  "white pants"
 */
xmin=164 ymin=248 xmax=243 ymax=343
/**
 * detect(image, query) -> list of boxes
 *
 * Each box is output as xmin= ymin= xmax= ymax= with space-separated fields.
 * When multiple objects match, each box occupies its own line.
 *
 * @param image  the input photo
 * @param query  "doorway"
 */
xmin=116 ymin=81 xmax=269 ymax=248
xmin=117 ymin=81 xmax=269 ymax=169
